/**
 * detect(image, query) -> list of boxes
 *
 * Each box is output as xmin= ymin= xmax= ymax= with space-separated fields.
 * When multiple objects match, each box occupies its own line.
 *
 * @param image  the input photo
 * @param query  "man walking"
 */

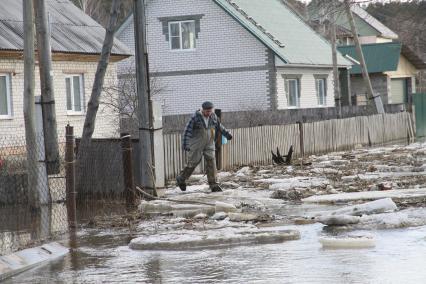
xmin=176 ymin=102 xmax=233 ymax=192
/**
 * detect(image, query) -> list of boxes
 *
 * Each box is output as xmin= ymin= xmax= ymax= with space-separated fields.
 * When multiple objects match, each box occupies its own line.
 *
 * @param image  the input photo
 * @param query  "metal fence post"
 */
xmin=65 ymin=124 xmax=77 ymax=228
xmin=215 ymin=109 xmax=223 ymax=170
xmin=121 ymin=133 xmax=137 ymax=207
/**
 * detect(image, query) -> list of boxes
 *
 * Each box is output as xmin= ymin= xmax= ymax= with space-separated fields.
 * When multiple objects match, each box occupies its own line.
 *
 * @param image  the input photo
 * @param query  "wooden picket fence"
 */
xmin=163 ymin=112 xmax=415 ymax=180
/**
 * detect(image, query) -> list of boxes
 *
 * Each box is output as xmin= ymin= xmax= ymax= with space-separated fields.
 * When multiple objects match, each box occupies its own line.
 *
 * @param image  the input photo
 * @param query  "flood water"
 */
xmin=5 ymin=221 xmax=426 ymax=284
xmin=6 ymin=140 xmax=426 ymax=283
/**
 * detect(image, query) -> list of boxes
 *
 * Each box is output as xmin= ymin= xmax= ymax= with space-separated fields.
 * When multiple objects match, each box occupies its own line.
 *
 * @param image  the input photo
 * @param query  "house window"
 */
xmin=168 ymin=20 xmax=196 ymax=50
xmin=65 ymin=74 xmax=84 ymax=114
xmin=316 ymin=78 xmax=327 ymax=106
xmin=285 ymin=78 xmax=300 ymax=108
xmin=0 ymin=74 xmax=12 ymax=118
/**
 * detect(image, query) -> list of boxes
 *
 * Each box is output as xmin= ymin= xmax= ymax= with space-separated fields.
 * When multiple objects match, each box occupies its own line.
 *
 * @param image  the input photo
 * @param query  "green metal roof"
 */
xmin=213 ymin=0 xmax=351 ymax=66
xmin=337 ymin=42 xmax=401 ymax=74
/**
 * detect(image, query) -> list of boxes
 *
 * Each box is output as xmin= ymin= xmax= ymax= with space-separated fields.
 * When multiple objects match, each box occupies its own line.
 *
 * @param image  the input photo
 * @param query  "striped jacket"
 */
xmin=182 ymin=111 xmax=231 ymax=150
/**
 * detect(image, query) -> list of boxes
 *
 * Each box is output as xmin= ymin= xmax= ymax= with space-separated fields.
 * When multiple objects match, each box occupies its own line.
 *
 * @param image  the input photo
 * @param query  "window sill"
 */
xmin=67 ymin=112 xmax=85 ymax=116
xmin=170 ymin=48 xmax=196 ymax=52
xmin=0 ymin=116 xmax=13 ymax=120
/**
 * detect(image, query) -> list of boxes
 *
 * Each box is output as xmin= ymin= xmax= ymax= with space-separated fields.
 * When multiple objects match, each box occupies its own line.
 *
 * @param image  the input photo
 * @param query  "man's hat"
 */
xmin=202 ymin=101 xmax=214 ymax=110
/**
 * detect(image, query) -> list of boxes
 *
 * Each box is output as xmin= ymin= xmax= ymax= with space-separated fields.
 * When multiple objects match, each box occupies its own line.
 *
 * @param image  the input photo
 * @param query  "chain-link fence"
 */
xmin=75 ymin=134 xmax=140 ymax=226
xmin=0 ymin=126 xmax=142 ymax=256
xmin=0 ymin=134 xmax=68 ymax=255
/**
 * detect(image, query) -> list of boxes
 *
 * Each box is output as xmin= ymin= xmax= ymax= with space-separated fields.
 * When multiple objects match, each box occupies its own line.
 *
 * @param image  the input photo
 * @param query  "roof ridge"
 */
xmin=351 ymin=5 xmax=398 ymax=39
xmin=225 ymin=0 xmax=285 ymax=47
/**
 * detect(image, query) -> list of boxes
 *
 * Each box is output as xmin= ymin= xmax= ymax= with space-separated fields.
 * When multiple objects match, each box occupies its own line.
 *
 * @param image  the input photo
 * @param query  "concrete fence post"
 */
xmin=152 ymin=101 xmax=165 ymax=189
xmin=65 ymin=124 xmax=77 ymax=229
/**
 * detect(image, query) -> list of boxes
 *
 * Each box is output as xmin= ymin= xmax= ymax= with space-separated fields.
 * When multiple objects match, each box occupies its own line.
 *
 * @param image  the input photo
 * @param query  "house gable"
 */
xmin=116 ymin=0 xmax=274 ymax=115
xmin=308 ymin=2 xmax=398 ymax=40
xmin=144 ymin=0 xmax=270 ymax=74
xmin=335 ymin=12 xmax=381 ymax=38
xmin=116 ymin=0 xmax=352 ymax=68
xmin=385 ymin=54 xmax=418 ymax=78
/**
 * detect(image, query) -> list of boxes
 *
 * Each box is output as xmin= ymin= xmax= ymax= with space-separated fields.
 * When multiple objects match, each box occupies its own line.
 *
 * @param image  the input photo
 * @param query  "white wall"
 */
xmin=117 ymin=0 xmax=271 ymax=115
xmin=0 ymin=59 xmax=119 ymax=140
xmin=276 ymin=67 xmax=335 ymax=109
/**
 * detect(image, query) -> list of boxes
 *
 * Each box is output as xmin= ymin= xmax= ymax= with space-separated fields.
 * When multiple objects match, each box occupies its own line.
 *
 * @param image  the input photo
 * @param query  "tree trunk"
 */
xmin=78 ymin=0 xmax=120 ymax=157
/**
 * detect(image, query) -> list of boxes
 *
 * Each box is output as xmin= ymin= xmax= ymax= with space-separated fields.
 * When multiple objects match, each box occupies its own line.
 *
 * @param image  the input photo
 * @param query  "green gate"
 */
xmin=413 ymin=93 xmax=426 ymax=137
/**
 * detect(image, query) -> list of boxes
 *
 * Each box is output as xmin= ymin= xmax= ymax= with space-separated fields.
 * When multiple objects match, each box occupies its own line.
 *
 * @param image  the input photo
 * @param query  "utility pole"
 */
xmin=330 ymin=3 xmax=341 ymax=118
xmin=23 ymin=0 xmax=43 ymax=208
xmin=34 ymin=0 xmax=60 ymax=174
xmin=133 ymin=0 xmax=157 ymax=197
xmin=344 ymin=0 xmax=384 ymax=114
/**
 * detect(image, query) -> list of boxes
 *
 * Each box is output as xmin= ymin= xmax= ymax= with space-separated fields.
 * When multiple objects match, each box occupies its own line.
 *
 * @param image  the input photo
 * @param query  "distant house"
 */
xmin=338 ymin=42 xmax=426 ymax=105
xmin=0 ymin=0 xmax=130 ymax=139
xmin=309 ymin=3 xmax=426 ymax=106
xmin=116 ymin=0 xmax=351 ymax=116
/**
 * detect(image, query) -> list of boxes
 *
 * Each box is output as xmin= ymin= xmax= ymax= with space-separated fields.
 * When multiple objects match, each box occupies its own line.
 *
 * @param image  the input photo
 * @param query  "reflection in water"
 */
xmin=0 ymin=203 xmax=68 ymax=255
xmin=6 ymin=224 xmax=426 ymax=284
xmin=144 ymin=256 xmax=162 ymax=284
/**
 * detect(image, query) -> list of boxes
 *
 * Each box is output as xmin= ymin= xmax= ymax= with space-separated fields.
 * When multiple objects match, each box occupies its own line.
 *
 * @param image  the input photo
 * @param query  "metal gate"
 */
xmin=413 ymin=93 xmax=426 ymax=137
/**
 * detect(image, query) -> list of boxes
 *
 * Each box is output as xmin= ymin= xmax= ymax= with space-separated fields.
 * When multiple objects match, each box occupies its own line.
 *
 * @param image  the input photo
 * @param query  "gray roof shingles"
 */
xmin=0 ymin=0 xmax=131 ymax=56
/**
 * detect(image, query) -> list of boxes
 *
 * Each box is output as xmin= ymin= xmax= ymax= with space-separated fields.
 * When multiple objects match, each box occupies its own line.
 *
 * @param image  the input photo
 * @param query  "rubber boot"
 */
xmin=205 ymin=157 xmax=221 ymax=192
xmin=176 ymin=166 xmax=195 ymax=191
xmin=210 ymin=184 xmax=223 ymax=192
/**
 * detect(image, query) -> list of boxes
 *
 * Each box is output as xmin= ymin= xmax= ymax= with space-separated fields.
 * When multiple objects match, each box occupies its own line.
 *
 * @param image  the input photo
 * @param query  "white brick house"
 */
xmin=116 ymin=0 xmax=351 ymax=116
xmin=0 ymin=0 xmax=130 ymax=139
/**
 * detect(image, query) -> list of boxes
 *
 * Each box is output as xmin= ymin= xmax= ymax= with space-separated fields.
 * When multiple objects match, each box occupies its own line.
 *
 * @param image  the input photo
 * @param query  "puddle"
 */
xmin=5 ymin=223 xmax=426 ymax=284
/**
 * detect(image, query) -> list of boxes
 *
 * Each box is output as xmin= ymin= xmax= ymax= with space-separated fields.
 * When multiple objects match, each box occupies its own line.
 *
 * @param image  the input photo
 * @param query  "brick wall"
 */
xmin=117 ymin=0 xmax=271 ymax=115
xmin=0 ymin=59 xmax=119 ymax=139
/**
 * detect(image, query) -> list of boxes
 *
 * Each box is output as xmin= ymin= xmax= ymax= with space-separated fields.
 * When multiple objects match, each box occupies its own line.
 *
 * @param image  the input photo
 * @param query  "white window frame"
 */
xmin=65 ymin=74 xmax=85 ymax=115
xmin=286 ymin=78 xmax=300 ymax=108
xmin=168 ymin=20 xmax=196 ymax=51
xmin=0 ymin=73 xmax=12 ymax=119
xmin=316 ymin=78 xmax=327 ymax=106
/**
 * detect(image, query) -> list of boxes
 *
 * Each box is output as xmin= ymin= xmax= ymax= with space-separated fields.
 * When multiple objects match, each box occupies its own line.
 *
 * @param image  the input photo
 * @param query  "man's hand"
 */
xmin=226 ymin=133 xmax=233 ymax=140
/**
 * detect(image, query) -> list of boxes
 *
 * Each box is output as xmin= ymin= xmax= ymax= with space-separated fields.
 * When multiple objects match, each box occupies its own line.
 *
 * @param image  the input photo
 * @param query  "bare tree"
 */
xmin=308 ymin=0 xmax=385 ymax=113
xmin=71 ymin=0 xmax=133 ymax=28
xmin=71 ymin=0 xmax=89 ymax=11
xmin=367 ymin=2 xmax=426 ymax=92
xmin=101 ymin=65 xmax=168 ymax=134
xmin=78 ymin=0 xmax=120 ymax=156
